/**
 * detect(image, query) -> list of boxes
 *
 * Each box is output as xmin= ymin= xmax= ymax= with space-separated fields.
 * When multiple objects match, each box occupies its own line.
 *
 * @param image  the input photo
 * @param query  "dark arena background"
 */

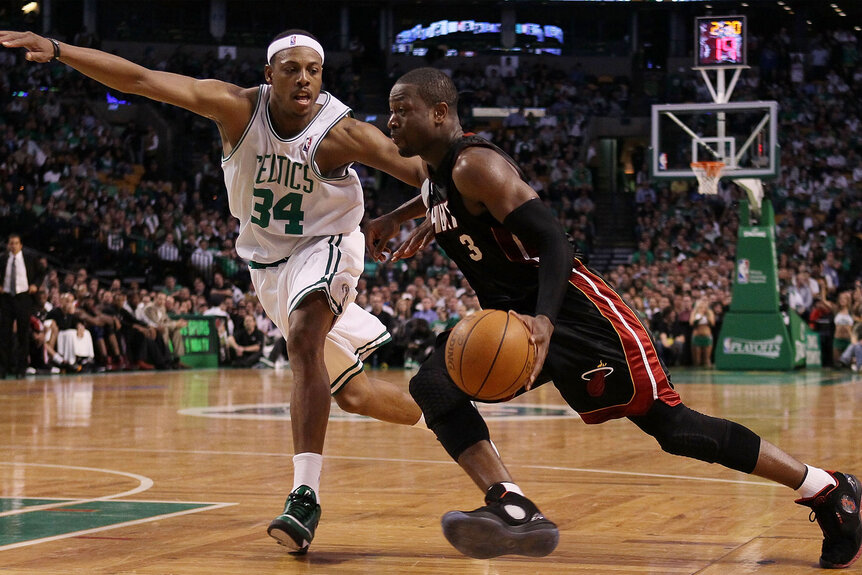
xmin=0 ymin=1 xmax=860 ymax=573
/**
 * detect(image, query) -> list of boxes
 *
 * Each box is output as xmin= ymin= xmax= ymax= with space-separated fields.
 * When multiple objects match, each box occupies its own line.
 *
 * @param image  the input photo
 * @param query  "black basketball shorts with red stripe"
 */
xmin=533 ymin=259 xmax=681 ymax=424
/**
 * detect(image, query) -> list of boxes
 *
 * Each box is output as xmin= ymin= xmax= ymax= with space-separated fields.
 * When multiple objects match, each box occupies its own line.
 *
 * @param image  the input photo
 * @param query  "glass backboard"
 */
xmin=650 ymin=101 xmax=779 ymax=180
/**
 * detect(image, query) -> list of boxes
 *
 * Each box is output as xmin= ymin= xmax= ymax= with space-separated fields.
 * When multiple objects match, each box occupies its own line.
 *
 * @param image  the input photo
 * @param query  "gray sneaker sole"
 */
xmin=441 ymin=510 xmax=559 ymax=559
xmin=267 ymin=519 xmax=310 ymax=555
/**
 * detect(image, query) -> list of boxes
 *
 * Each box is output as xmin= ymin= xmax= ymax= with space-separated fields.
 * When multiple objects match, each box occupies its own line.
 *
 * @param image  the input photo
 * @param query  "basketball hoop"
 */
xmin=690 ymin=161 xmax=725 ymax=196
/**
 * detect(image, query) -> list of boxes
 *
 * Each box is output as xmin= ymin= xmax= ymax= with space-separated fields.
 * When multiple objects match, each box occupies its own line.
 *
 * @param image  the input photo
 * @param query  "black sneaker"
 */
xmin=441 ymin=483 xmax=559 ymax=559
xmin=267 ymin=485 xmax=321 ymax=555
xmin=796 ymin=471 xmax=862 ymax=569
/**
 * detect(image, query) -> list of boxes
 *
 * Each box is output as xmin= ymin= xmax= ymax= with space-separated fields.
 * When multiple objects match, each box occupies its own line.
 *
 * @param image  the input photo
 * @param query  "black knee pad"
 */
xmin=631 ymin=402 xmax=761 ymax=473
xmin=410 ymin=362 xmax=490 ymax=461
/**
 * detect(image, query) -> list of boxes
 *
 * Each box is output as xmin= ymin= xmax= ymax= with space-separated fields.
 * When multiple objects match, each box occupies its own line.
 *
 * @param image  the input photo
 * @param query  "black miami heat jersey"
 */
xmin=426 ymin=135 xmax=561 ymax=314
xmin=423 ymin=135 xmax=678 ymax=424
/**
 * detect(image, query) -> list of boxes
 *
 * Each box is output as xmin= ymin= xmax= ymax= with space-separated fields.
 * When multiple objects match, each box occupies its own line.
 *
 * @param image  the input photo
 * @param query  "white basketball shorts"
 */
xmin=250 ymin=231 xmax=390 ymax=394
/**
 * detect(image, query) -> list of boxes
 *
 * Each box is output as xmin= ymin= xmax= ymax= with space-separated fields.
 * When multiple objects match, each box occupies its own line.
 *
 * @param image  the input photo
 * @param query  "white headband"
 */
xmin=267 ymin=34 xmax=325 ymax=64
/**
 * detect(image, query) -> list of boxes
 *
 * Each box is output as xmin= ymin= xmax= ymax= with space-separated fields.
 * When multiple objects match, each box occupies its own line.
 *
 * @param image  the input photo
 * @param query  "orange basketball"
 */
xmin=445 ymin=309 xmax=536 ymax=401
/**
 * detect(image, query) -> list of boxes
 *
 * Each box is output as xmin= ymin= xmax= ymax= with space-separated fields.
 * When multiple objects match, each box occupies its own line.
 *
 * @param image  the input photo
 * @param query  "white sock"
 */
xmin=797 ymin=465 xmax=837 ymax=499
xmin=292 ymin=452 xmax=323 ymax=502
xmin=500 ymin=482 xmax=524 ymax=496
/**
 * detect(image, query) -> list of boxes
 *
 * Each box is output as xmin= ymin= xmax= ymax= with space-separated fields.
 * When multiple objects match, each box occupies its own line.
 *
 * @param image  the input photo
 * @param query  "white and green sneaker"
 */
xmin=267 ymin=485 xmax=321 ymax=555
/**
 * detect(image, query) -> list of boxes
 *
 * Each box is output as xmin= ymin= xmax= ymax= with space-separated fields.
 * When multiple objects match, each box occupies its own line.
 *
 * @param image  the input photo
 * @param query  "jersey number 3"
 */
xmin=251 ymin=188 xmax=304 ymax=234
xmin=459 ymin=234 xmax=483 ymax=261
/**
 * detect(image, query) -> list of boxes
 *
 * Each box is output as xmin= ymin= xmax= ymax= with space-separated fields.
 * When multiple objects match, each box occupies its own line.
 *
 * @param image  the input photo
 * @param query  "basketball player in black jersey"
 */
xmin=366 ymin=67 xmax=861 ymax=568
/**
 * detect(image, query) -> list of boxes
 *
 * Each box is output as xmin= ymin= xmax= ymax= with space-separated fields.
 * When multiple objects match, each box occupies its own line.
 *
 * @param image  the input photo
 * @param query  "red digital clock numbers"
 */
xmin=696 ymin=16 xmax=747 ymax=67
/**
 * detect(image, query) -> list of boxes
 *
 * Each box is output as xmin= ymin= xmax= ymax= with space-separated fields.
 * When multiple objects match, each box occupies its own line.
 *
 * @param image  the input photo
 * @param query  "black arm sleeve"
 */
xmin=502 ymin=198 xmax=574 ymax=324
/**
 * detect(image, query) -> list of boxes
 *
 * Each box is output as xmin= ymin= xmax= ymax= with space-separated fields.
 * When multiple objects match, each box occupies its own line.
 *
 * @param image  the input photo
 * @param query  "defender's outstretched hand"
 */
xmin=364 ymin=214 xmax=401 ymax=262
xmin=0 ymin=31 xmax=56 ymax=63
xmin=391 ymin=218 xmax=434 ymax=262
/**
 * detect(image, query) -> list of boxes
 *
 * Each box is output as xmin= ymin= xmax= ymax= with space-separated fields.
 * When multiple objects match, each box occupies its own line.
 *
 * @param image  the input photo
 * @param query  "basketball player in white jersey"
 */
xmin=0 ymin=28 xmax=427 ymax=554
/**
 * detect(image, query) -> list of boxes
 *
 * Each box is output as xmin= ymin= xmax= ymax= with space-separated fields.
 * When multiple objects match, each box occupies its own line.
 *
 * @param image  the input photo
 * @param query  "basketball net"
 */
xmin=732 ymin=177 xmax=764 ymax=215
xmin=690 ymin=161 xmax=724 ymax=196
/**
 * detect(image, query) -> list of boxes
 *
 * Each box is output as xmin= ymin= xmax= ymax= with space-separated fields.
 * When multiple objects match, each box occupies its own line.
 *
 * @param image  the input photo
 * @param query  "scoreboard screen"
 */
xmin=695 ymin=16 xmax=746 ymax=67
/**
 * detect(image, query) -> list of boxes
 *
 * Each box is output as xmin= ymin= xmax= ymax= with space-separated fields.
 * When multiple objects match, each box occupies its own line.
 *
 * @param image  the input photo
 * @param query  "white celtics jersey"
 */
xmin=222 ymin=86 xmax=364 ymax=263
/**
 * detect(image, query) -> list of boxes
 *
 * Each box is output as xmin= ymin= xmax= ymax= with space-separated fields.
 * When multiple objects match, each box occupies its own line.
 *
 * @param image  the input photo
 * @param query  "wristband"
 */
xmin=48 ymin=38 xmax=60 ymax=62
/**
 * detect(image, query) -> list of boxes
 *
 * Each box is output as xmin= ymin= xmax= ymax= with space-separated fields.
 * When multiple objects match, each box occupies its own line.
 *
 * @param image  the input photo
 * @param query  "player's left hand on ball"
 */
xmin=511 ymin=311 xmax=553 ymax=390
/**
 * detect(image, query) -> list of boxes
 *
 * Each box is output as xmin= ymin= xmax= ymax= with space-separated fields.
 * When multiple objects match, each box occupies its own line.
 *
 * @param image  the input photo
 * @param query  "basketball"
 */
xmin=445 ymin=309 xmax=536 ymax=401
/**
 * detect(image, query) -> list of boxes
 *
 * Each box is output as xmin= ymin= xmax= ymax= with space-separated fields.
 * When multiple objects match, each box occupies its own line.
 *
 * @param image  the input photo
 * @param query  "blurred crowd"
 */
xmin=0 ymin=25 xmax=860 ymax=377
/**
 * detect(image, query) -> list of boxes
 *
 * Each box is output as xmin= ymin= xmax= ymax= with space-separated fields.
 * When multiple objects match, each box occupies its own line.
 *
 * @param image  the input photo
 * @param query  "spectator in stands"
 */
xmin=28 ymin=311 xmax=60 ymax=374
xmin=675 ymin=293 xmax=695 ymax=366
xmin=208 ymin=271 xmax=233 ymax=306
xmin=76 ymin=293 xmax=120 ymax=369
xmin=190 ymin=238 xmax=215 ymax=282
xmin=403 ymin=316 xmax=435 ymax=370
xmin=651 ymin=306 xmax=685 ymax=367
xmin=503 ymin=106 xmax=529 ymax=129
xmin=459 ymin=290 xmax=481 ymax=318
xmin=360 ymin=293 xmax=393 ymax=368
xmin=809 ymin=296 xmax=836 ymax=367
xmin=46 ymin=292 xmax=84 ymax=372
xmin=412 ymin=296 xmax=438 ymax=325
xmin=572 ymin=188 xmax=595 ymax=217
xmin=203 ymin=297 xmax=234 ymax=336
xmin=162 ymin=275 xmax=182 ymax=296
xmin=629 ymin=240 xmax=655 ymax=266
xmin=430 ymin=306 xmax=458 ymax=336
xmin=838 ymin=306 xmax=862 ymax=369
xmin=116 ymin=291 xmax=168 ymax=370
xmin=191 ymin=276 xmax=209 ymax=305
xmin=94 ymin=289 xmax=127 ymax=370
xmin=833 ymin=291 xmax=856 ymax=367
xmin=689 ymin=297 xmax=716 ymax=368
xmin=142 ymin=291 xmax=189 ymax=369
xmin=634 ymin=181 xmax=657 ymax=213
xmin=69 ymin=319 xmax=96 ymax=370
xmin=157 ymin=232 xmax=181 ymax=263
xmin=226 ymin=314 xmax=264 ymax=368
xmin=217 ymin=237 xmax=243 ymax=280
xmin=0 ymin=233 xmax=44 ymax=378
xmin=788 ymin=267 xmax=818 ymax=319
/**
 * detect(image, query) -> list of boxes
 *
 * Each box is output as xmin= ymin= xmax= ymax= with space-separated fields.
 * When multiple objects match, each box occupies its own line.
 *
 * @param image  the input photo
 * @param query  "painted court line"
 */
xmin=0 ymin=445 xmax=777 ymax=488
xmin=0 ymin=502 xmax=235 ymax=551
xmin=178 ymin=402 xmax=580 ymax=422
xmin=0 ymin=463 xmax=154 ymax=518
xmin=0 ymin=463 xmax=237 ymax=551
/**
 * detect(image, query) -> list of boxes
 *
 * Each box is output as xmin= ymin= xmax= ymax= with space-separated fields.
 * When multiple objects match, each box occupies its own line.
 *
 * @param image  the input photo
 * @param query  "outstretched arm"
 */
xmin=319 ymin=117 xmax=427 ymax=188
xmin=0 ymin=30 xmax=253 ymax=146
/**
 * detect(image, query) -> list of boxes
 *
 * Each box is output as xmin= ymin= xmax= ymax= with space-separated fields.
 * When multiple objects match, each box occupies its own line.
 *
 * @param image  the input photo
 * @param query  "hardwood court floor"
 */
xmin=1 ymin=366 xmax=861 ymax=574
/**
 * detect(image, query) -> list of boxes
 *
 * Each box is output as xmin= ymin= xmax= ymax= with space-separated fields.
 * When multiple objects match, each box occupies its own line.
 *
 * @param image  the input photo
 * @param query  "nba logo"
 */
xmin=737 ymin=259 xmax=750 ymax=284
xmin=303 ymin=136 xmax=313 ymax=153
xmin=289 ymin=36 xmax=297 ymax=46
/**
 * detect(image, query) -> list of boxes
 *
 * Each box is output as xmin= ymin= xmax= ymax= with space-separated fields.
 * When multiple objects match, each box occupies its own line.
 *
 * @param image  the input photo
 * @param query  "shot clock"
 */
xmin=695 ymin=15 xmax=747 ymax=67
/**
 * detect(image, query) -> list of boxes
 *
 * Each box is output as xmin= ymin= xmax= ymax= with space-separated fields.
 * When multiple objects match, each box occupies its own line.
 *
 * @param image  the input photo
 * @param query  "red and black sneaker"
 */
xmin=441 ymin=483 xmax=559 ymax=559
xmin=796 ymin=471 xmax=862 ymax=569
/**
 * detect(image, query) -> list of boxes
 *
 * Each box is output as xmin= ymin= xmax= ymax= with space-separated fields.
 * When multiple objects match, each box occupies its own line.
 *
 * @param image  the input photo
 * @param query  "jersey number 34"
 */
xmin=251 ymin=188 xmax=305 ymax=234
